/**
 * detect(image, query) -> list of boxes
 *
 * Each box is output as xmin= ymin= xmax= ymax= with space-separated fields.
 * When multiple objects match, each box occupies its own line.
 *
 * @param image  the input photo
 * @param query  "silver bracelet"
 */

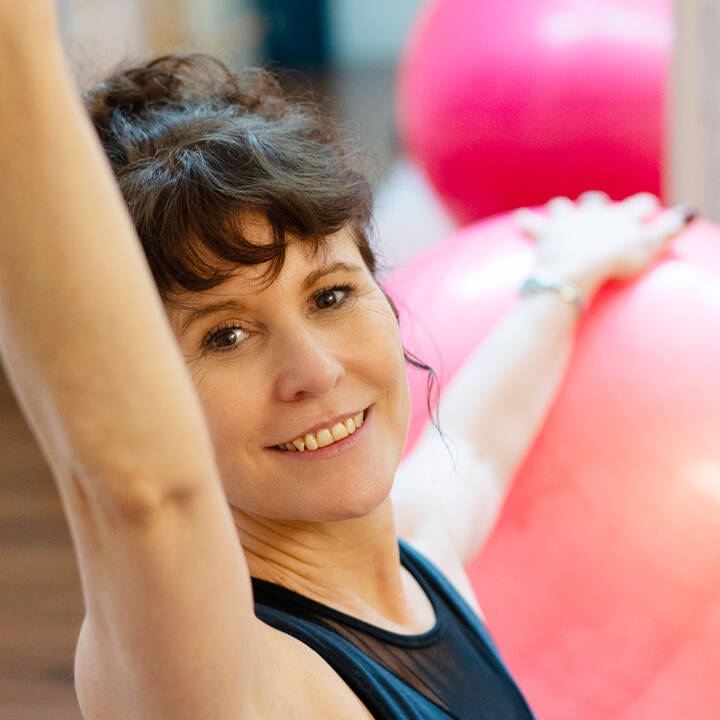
xmin=519 ymin=272 xmax=586 ymax=313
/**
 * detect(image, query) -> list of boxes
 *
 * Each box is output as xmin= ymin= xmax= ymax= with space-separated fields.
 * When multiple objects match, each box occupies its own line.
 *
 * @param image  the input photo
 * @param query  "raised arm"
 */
xmin=394 ymin=193 xmax=692 ymax=566
xmin=0 ymin=6 xmax=266 ymax=718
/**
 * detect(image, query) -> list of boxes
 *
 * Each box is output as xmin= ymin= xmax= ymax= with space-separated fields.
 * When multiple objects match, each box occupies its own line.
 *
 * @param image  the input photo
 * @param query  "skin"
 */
xmin=166 ymin=218 xmax=431 ymax=631
xmin=0 ymin=5 xmax=694 ymax=715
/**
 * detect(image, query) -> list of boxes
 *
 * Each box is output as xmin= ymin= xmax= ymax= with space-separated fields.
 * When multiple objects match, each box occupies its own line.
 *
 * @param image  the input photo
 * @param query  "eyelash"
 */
xmin=201 ymin=283 xmax=357 ymax=354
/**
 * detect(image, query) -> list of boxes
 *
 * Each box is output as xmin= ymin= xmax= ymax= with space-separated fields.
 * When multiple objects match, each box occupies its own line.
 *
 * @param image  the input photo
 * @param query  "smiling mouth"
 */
xmin=274 ymin=410 xmax=366 ymax=452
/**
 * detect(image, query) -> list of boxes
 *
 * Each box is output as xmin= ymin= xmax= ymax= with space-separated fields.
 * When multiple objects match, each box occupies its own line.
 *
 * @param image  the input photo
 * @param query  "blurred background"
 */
xmin=0 ymin=1 xmax=715 ymax=718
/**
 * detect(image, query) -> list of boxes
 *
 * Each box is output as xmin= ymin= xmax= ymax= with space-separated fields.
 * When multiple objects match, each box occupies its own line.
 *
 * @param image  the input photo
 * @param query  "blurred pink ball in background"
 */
xmin=396 ymin=0 xmax=672 ymax=225
xmin=384 ymin=212 xmax=720 ymax=719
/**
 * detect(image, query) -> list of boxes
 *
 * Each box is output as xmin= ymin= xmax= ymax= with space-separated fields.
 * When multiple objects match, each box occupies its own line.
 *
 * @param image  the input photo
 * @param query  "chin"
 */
xmin=308 ymin=469 xmax=395 ymax=523
xmin=222 ymin=445 xmax=402 ymax=524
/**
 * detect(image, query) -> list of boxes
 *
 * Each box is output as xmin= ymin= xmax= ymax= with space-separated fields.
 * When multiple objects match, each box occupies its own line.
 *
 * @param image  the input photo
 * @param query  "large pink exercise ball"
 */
xmin=397 ymin=0 xmax=672 ymax=225
xmin=384 ymin=212 xmax=720 ymax=720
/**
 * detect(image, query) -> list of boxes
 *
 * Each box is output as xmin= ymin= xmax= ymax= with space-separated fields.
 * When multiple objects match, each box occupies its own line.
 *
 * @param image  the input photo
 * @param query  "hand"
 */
xmin=515 ymin=192 xmax=695 ymax=298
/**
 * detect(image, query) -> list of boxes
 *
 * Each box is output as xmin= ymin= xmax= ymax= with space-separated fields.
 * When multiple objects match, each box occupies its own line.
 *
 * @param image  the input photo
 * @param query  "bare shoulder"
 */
xmin=253 ymin=621 xmax=376 ymax=719
xmin=76 ymin=612 xmax=374 ymax=720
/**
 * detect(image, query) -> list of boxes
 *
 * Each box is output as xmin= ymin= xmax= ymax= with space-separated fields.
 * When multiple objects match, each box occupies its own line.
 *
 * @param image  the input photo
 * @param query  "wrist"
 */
xmin=520 ymin=272 xmax=585 ymax=315
xmin=530 ymin=263 xmax=606 ymax=300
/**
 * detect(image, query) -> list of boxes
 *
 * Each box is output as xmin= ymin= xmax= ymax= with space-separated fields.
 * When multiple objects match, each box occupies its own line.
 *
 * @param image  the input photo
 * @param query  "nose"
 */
xmin=272 ymin=325 xmax=345 ymax=402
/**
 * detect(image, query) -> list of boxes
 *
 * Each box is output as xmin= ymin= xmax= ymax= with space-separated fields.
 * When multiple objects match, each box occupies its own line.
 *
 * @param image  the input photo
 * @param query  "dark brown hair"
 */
xmin=84 ymin=54 xmax=444 ymax=443
xmin=84 ymin=54 xmax=375 ymax=299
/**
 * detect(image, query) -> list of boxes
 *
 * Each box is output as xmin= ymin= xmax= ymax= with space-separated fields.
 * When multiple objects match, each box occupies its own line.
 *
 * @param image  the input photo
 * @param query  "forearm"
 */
xmin=442 ymin=193 xmax=686 ymax=487
xmin=0 ymin=14 xmax=214 ymax=500
xmin=438 ymin=279 xmax=596 ymax=486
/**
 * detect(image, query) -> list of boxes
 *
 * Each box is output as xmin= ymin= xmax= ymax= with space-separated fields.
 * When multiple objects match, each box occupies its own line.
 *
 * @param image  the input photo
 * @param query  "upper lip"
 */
xmin=271 ymin=407 xmax=368 ymax=445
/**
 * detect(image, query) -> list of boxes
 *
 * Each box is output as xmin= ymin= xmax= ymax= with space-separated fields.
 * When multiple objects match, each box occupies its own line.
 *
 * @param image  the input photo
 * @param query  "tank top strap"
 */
xmin=398 ymin=537 xmax=536 ymax=716
xmin=398 ymin=538 xmax=504 ymax=653
xmin=251 ymin=539 xmax=536 ymax=719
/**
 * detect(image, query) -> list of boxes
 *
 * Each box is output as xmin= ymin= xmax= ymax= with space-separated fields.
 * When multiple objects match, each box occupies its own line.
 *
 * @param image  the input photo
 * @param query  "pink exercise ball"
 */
xmin=384 ymin=212 xmax=720 ymax=719
xmin=397 ymin=0 xmax=672 ymax=225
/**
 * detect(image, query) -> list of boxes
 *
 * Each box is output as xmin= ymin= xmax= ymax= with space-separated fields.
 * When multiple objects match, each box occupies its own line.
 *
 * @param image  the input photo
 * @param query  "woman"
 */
xmin=0 ymin=3 xmax=692 ymax=718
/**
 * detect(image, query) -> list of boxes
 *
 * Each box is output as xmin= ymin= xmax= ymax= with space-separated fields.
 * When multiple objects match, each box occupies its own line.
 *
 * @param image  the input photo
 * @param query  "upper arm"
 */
xmin=0 ymin=31 xmax=278 ymax=720
xmin=66 ymin=471 xmax=271 ymax=720
xmin=393 ymin=426 xmax=505 ymax=568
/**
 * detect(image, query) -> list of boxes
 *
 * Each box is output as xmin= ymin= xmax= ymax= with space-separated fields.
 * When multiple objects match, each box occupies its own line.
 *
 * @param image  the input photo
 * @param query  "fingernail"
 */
xmin=681 ymin=206 xmax=699 ymax=224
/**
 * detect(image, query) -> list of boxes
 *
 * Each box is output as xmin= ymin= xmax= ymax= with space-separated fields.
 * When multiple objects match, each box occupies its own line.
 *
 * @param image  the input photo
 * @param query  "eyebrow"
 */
xmin=179 ymin=261 xmax=365 ymax=333
xmin=300 ymin=261 xmax=365 ymax=290
xmin=180 ymin=299 xmax=249 ymax=333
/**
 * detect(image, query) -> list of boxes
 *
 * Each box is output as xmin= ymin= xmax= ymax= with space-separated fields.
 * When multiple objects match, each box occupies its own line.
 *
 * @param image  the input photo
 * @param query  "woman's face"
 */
xmin=167 ymin=219 xmax=410 ymax=523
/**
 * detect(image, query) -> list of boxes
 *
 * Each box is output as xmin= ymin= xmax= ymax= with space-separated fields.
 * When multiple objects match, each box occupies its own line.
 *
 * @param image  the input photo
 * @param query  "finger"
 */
xmin=546 ymin=196 xmax=574 ymax=218
xmin=620 ymin=192 xmax=659 ymax=219
xmin=514 ymin=207 xmax=548 ymax=236
xmin=577 ymin=190 xmax=611 ymax=208
xmin=641 ymin=205 xmax=696 ymax=243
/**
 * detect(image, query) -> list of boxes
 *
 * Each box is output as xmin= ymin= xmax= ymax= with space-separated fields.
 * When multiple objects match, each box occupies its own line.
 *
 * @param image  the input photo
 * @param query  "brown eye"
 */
xmin=203 ymin=324 xmax=248 ymax=353
xmin=213 ymin=329 xmax=242 ymax=347
xmin=314 ymin=285 xmax=352 ymax=310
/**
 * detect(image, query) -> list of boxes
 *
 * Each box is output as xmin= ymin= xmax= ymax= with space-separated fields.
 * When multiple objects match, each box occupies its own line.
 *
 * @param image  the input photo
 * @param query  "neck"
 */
xmin=231 ymin=498 xmax=418 ymax=628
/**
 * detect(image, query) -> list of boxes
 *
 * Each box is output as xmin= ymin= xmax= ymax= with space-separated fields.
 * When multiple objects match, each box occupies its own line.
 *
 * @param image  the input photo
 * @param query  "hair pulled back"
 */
xmin=84 ymin=54 xmax=376 ymax=298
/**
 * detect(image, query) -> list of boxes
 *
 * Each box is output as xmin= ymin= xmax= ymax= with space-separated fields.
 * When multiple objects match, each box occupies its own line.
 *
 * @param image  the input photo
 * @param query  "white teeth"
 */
xmin=330 ymin=422 xmax=349 ymax=441
xmin=280 ymin=410 xmax=366 ymax=452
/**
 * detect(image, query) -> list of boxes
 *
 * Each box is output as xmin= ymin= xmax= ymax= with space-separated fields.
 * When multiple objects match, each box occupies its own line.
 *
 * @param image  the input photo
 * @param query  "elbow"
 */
xmin=106 ymin=479 xmax=201 ymax=524
xmin=70 ymin=461 xmax=212 ymax=524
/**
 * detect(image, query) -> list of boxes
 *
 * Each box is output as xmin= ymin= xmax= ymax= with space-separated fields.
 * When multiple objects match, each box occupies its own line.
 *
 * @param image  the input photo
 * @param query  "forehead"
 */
xmin=166 ymin=225 xmax=366 ymax=318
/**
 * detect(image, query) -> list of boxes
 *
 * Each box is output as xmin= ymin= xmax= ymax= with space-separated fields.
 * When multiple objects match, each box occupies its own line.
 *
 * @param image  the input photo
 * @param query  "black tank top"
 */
xmin=251 ymin=539 xmax=536 ymax=719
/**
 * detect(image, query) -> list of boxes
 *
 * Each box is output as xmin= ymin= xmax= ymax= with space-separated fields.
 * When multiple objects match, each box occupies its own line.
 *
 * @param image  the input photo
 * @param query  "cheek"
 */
xmin=349 ymin=306 xmax=410 ymax=424
xmin=191 ymin=367 xmax=259 ymax=450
